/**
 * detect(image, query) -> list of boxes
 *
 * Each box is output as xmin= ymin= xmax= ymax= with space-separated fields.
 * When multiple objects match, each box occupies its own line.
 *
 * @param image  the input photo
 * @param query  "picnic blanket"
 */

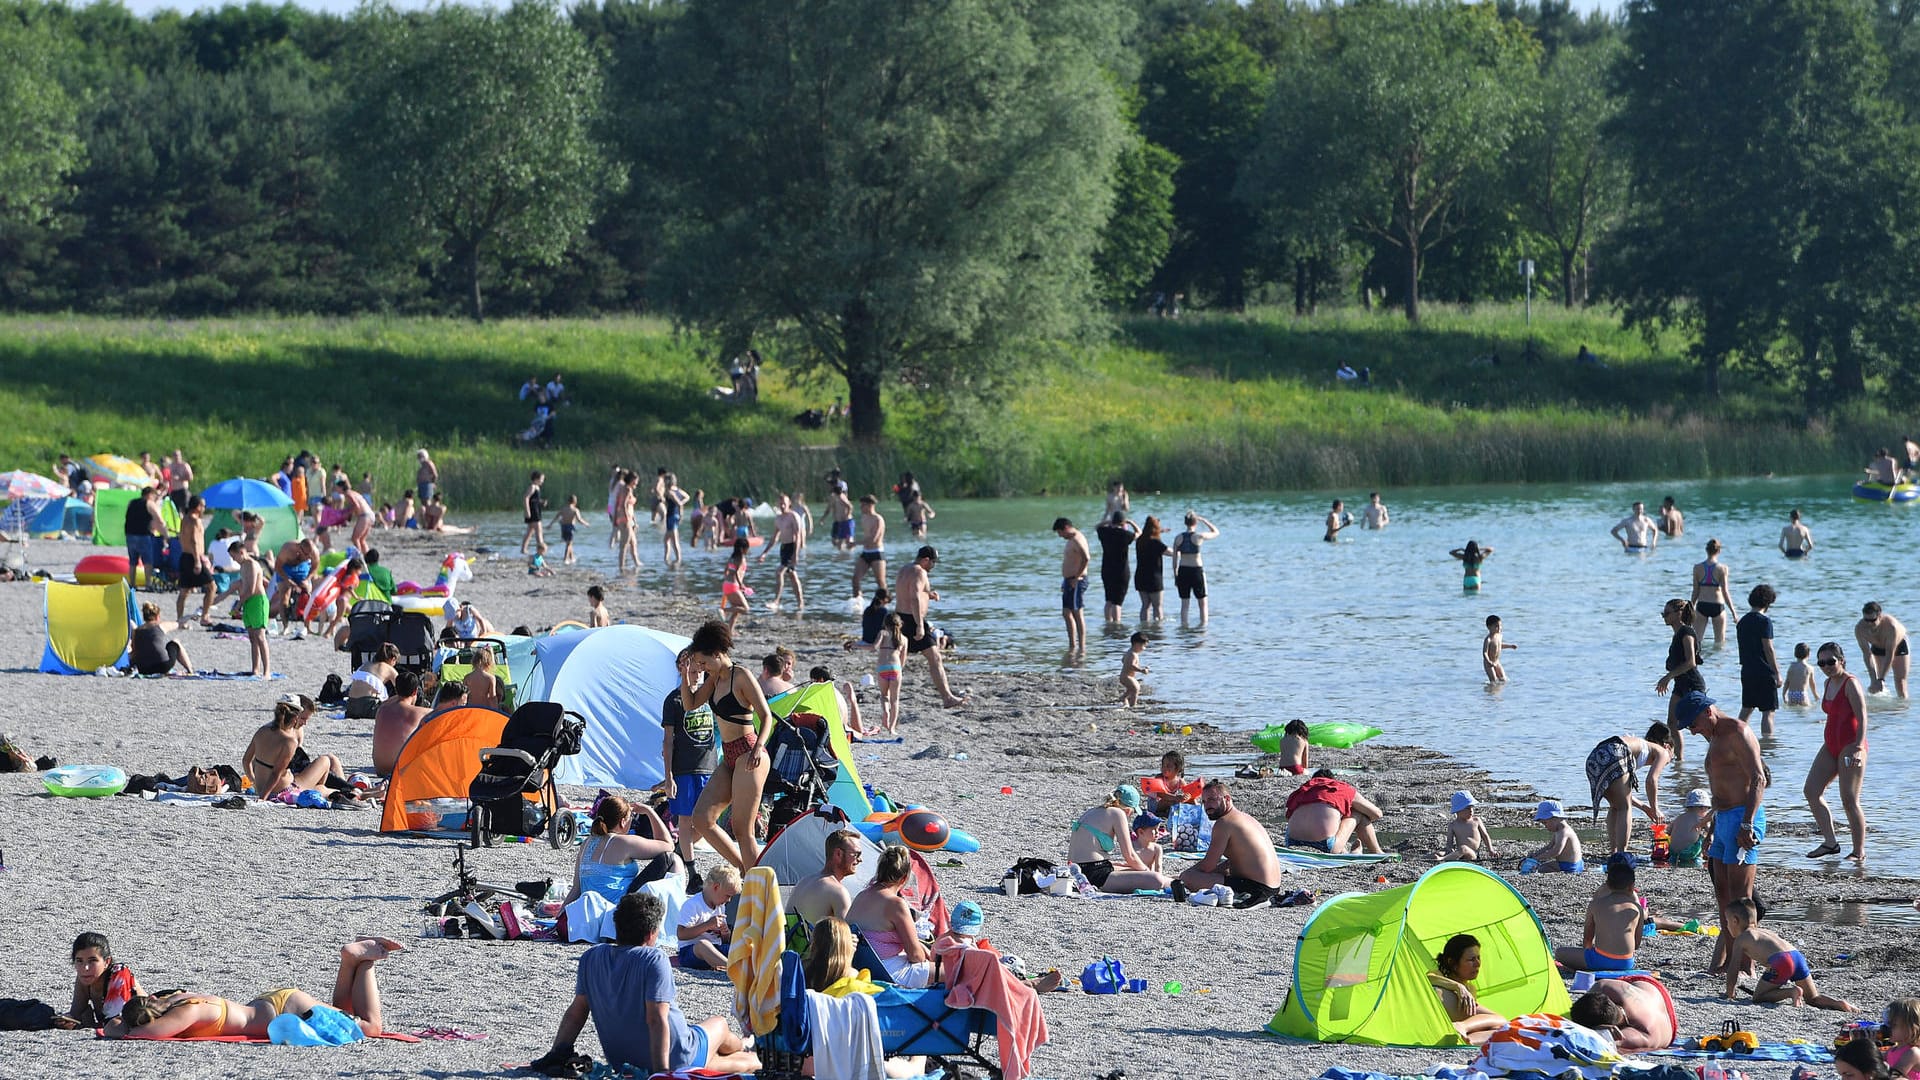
xmin=1318 ymin=1068 xmax=1492 ymax=1080
xmin=1652 ymin=1042 xmax=1833 ymax=1063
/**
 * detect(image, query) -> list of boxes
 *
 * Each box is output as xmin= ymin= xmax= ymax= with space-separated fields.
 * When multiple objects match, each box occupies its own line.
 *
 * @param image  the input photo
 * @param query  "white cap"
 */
xmin=1684 ymin=788 xmax=1711 ymax=809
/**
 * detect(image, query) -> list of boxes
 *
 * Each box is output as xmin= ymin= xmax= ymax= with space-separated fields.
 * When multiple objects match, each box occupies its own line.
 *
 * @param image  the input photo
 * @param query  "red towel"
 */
xmin=943 ymin=946 xmax=1047 ymax=1080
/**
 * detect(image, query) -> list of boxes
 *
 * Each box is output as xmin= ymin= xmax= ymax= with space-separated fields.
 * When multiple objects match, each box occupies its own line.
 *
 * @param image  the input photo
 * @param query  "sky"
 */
xmin=110 ymin=0 xmax=1621 ymax=20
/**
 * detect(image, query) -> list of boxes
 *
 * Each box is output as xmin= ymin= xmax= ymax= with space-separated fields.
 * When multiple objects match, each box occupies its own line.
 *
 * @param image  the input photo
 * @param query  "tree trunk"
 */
xmin=1559 ymin=245 xmax=1577 ymax=308
xmin=1293 ymin=258 xmax=1309 ymax=316
xmin=1402 ymin=231 xmax=1421 ymax=323
xmin=1703 ymin=352 xmax=1721 ymax=397
xmin=843 ymin=301 xmax=885 ymax=441
xmin=462 ymin=241 xmax=485 ymax=323
xmin=1832 ymin=333 xmax=1866 ymax=398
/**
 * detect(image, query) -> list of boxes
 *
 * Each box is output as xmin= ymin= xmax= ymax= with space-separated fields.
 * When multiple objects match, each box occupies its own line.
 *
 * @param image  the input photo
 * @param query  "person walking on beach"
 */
xmin=174 ymin=497 xmax=214 ymax=629
xmin=1134 ymin=516 xmax=1170 ymax=622
xmin=1779 ymin=509 xmax=1813 ymax=558
xmin=1738 ymin=585 xmax=1782 ymax=736
xmin=1659 ymin=497 xmax=1684 ymax=538
xmin=1691 ymin=539 xmax=1736 ymax=645
xmin=1611 ymin=501 xmax=1658 ymax=552
xmin=1671 ymin=692 xmax=1765 ymax=974
xmin=1363 ymin=492 xmax=1390 ymax=529
xmin=166 ymin=448 xmax=193 ymax=513
xmin=521 ymin=471 xmax=548 ymax=555
xmin=1054 ymin=517 xmax=1091 ymax=651
xmin=1173 ymin=511 xmax=1219 ymax=625
xmin=1805 ymin=642 xmax=1869 ymax=863
xmin=1323 ymin=500 xmax=1351 ymax=542
xmin=851 ymin=495 xmax=886 ymax=601
xmin=757 ymin=494 xmax=804 ymax=612
xmin=895 ymin=546 xmax=968 ymax=707
xmin=1656 ymin=599 xmax=1706 ymax=759
xmin=1853 ymin=601 xmax=1909 ymax=697
xmin=1094 ymin=512 xmax=1137 ymax=624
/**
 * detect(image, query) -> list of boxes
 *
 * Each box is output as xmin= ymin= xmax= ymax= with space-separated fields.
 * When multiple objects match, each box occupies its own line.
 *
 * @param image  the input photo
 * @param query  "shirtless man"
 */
xmin=1611 ymin=501 xmax=1658 ymax=551
xmin=1053 ymin=517 xmax=1091 ymax=651
xmin=1174 ymin=780 xmax=1286 ymax=908
xmin=372 ymin=671 xmax=430 ymax=777
xmin=1779 ymin=508 xmax=1813 ymax=558
xmin=1658 ymin=496 xmax=1684 ymax=537
xmin=273 ymin=536 xmax=320 ymax=622
xmin=1362 ymin=492 xmax=1389 ymax=530
xmin=756 ymin=494 xmax=805 ymax=612
xmin=174 ymin=496 xmax=214 ymax=629
xmin=894 ymin=547 xmax=968 ymax=707
xmin=1671 ymin=691 xmax=1767 ymax=974
xmin=1323 ymin=499 xmax=1351 ymax=542
xmin=1854 ymin=601 xmax=1909 ymax=697
xmin=1866 ymin=447 xmax=1904 ymax=486
xmin=238 ymin=542 xmax=271 ymax=677
xmin=1568 ymin=977 xmax=1678 ymax=1052
xmin=166 ymin=448 xmax=193 ymax=513
xmin=851 ymin=495 xmax=886 ymax=601
xmin=787 ymin=829 xmax=863 ymax=926
xmin=1282 ymin=768 xmax=1385 ymax=854
xmin=826 ymin=478 xmax=855 ymax=552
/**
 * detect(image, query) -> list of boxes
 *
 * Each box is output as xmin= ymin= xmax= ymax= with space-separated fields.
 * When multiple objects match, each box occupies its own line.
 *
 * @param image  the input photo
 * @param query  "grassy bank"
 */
xmin=0 ymin=308 xmax=1904 ymax=508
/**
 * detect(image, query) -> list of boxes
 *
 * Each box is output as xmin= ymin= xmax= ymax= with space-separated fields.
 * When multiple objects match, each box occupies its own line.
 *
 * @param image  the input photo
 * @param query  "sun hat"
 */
xmin=950 ymin=901 xmax=984 ymax=936
xmin=1534 ymin=800 xmax=1566 ymax=821
xmin=1113 ymin=784 xmax=1142 ymax=810
xmin=1450 ymin=791 xmax=1476 ymax=814
xmin=1684 ymin=788 xmax=1711 ymax=808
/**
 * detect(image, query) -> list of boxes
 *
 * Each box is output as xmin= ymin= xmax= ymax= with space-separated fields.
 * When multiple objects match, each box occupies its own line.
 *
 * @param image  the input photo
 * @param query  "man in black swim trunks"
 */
xmin=1174 ymin=780 xmax=1286 ymax=908
xmin=852 ymin=494 xmax=886 ymax=602
xmin=756 ymin=494 xmax=805 ymax=612
xmin=893 ymin=547 xmax=967 ymax=708
xmin=1854 ymin=601 xmax=1909 ymax=697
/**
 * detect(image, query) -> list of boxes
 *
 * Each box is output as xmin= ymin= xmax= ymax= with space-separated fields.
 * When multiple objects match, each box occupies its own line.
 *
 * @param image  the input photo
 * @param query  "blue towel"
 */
xmin=1653 ymin=1043 xmax=1833 ymax=1063
xmin=1318 ymin=1068 xmax=1492 ymax=1080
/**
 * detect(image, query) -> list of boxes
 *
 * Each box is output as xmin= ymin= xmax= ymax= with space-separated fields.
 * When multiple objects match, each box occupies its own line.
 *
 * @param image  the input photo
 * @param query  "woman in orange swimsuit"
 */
xmin=102 ymin=938 xmax=399 ymax=1039
xmin=678 ymin=621 xmax=775 ymax=870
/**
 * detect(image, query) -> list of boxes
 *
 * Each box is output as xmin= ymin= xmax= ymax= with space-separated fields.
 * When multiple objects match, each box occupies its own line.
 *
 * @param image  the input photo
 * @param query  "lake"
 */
xmin=453 ymin=472 xmax=1918 ymax=877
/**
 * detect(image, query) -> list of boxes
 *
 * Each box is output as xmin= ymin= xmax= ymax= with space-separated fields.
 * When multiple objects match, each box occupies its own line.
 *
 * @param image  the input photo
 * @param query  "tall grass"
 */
xmin=0 ymin=308 xmax=1904 ymax=507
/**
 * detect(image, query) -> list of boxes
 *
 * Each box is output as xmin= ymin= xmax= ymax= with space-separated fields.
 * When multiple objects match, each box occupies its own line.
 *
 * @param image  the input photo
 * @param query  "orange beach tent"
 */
xmin=380 ymin=705 xmax=511 ymax=833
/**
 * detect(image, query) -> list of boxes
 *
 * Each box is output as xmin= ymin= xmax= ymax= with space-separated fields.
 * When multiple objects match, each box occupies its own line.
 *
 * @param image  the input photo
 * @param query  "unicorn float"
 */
xmin=391 ymin=553 xmax=473 ymax=616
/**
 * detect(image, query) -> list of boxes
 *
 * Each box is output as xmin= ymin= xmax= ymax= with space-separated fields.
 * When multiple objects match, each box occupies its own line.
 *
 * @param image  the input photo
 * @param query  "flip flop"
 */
xmin=1805 ymin=841 xmax=1842 ymax=858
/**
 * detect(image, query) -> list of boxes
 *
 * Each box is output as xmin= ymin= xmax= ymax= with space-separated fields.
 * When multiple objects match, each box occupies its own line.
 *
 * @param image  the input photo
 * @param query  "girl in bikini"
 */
xmin=1691 ymin=539 xmax=1735 ymax=645
xmin=241 ymin=695 xmax=343 ymax=799
xmin=874 ymin=613 xmax=905 ymax=734
xmin=54 ymin=932 xmax=146 ymax=1029
xmin=720 ymin=540 xmax=752 ymax=632
xmin=1450 ymin=541 xmax=1492 ymax=591
xmin=103 ymin=939 xmax=399 ymax=1039
xmin=677 ymin=622 xmax=775 ymax=870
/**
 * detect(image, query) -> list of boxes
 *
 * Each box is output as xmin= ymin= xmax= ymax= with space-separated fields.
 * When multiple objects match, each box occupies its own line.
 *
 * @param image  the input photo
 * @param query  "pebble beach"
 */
xmin=2 ymin=534 xmax=1914 ymax=1080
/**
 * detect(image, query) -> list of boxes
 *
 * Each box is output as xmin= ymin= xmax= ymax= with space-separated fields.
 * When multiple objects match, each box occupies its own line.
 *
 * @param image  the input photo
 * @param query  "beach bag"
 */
xmin=0 ymin=999 xmax=55 ymax=1030
xmin=1165 ymin=802 xmax=1213 ymax=853
xmin=317 ymin=672 xmax=346 ymax=706
xmin=343 ymin=695 xmax=378 ymax=720
xmin=1080 ymin=957 xmax=1126 ymax=995
xmin=1000 ymin=857 xmax=1058 ymax=896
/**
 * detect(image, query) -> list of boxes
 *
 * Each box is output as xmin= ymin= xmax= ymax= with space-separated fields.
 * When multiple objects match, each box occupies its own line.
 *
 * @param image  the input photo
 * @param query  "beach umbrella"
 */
xmin=201 ymin=477 xmax=294 ymax=510
xmin=0 ymin=471 xmax=71 ymax=500
xmin=84 ymin=454 xmax=147 ymax=488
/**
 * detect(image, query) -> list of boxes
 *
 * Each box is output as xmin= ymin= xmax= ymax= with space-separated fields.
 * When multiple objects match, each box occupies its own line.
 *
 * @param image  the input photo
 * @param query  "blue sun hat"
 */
xmin=1450 ymin=791 xmax=1476 ymax=814
xmin=950 ymin=901 xmax=984 ymax=937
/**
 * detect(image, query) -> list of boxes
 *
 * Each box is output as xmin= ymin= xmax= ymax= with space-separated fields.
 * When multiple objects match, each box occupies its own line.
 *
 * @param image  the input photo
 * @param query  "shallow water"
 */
xmin=452 ymin=472 xmax=1920 ymax=875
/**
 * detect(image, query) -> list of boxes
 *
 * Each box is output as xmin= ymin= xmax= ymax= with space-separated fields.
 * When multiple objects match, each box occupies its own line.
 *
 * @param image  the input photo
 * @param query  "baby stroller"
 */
xmin=762 ymin=711 xmax=838 ymax=834
xmin=388 ymin=609 xmax=439 ymax=674
xmin=468 ymin=701 xmax=585 ymax=850
xmin=346 ymin=599 xmax=396 ymax=669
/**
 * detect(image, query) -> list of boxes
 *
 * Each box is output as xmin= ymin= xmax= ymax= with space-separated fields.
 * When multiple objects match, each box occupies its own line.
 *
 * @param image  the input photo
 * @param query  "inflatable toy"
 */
xmin=1308 ymin=722 xmax=1382 ymax=748
xmin=300 ymin=562 xmax=362 ymax=623
xmin=853 ymin=813 xmax=981 ymax=854
xmin=888 ymin=809 xmax=951 ymax=852
xmin=397 ymin=553 xmax=471 ymax=598
xmin=1142 ymin=775 xmax=1203 ymax=805
xmin=74 ymin=553 xmax=130 ymax=585
xmin=1853 ymin=481 xmax=1918 ymax=504
xmin=1250 ymin=724 xmax=1288 ymax=754
xmin=44 ymin=765 xmax=128 ymax=798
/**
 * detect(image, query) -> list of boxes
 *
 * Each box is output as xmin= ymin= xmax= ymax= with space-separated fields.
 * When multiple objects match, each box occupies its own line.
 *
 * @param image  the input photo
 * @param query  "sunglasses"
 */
xmin=1818 ymin=657 xmax=1839 ymax=668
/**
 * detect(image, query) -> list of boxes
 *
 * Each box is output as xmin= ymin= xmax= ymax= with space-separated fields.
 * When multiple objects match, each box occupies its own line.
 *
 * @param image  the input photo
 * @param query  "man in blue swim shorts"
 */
xmin=1054 ymin=517 xmax=1090 ymax=651
xmin=1671 ymin=691 xmax=1768 ymax=973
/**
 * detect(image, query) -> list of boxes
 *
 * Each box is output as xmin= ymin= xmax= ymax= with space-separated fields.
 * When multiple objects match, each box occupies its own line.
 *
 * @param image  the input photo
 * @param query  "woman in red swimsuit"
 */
xmin=679 ymin=621 xmax=775 ymax=870
xmin=1805 ymin=642 xmax=1868 ymax=863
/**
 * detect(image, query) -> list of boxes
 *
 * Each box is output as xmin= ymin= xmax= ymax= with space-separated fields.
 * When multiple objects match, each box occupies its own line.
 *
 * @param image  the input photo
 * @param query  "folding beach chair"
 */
xmin=873 ymin=985 xmax=1001 ymax=1079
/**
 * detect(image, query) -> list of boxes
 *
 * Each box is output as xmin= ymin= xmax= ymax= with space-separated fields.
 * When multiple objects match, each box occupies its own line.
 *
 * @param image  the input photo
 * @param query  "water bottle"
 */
xmin=1067 ymin=862 xmax=1096 ymax=898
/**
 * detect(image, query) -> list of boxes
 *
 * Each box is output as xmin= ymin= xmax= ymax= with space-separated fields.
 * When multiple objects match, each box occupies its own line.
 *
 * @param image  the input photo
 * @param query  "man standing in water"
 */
xmin=1053 ymin=517 xmax=1090 ymax=651
xmin=1659 ymin=497 xmax=1684 ymax=537
xmin=1672 ymin=692 xmax=1765 ymax=974
xmin=1611 ymin=501 xmax=1659 ymax=551
xmin=757 ymin=494 xmax=805 ymax=613
xmin=1362 ymin=492 xmax=1390 ymax=529
xmin=1779 ymin=509 xmax=1813 ymax=558
xmin=1323 ymin=500 xmax=1351 ymax=542
xmin=851 ymin=495 xmax=886 ymax=601
xmin=894 ymin=547 xmax=967 ymax=707
xmin=1854 ymin=601 xmax=1909 ymax=697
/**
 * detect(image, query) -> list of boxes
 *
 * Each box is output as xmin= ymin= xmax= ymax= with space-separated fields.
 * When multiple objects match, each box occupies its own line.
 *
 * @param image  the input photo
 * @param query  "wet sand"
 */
xmin=0 ymin=535 xmax=1913 ymax=1079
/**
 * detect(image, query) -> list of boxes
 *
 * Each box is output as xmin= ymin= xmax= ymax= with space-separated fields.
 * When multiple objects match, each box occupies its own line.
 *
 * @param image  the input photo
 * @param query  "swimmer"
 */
xmin=1482 ymin=614 xmax=1515 ymax=682
xmin=1119 ymin=631 xmax=1149 ymax=707
xmin=1611 ymin=501 xmax=1659 ymax=551
xmin=1783 ymin=642 xmax=1814 ymax=705
xmin=1362 ymin=492 xmax=1389 ymax=529
xmin=1451 ymin=541 xmax=1492 ymax=591
xmin=1323 ymin=499 xmax=1352 ymax=542
xmin=1658 ymin=496 xmax=1684 ymax=537
xmin=1854 ymin=601 xmax=1909 ymax=697
xmin=1779 ymin=508 xmax=1813 ymax=557
xmin=1441 ymin=791 xmax=1495 ymax=863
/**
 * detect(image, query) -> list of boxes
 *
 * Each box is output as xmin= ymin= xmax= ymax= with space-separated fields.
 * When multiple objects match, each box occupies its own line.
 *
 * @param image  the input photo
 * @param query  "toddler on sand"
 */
xmin=1441 ymin=791 xmax=1495 ymax=863
xmin=1722 ymin=896 xmax=1858 ymax=1011
xmin=1120 ymin=632 xmax=1150 ymax=707
xmin=1522 ymin=800 xmax=1584 ymax=874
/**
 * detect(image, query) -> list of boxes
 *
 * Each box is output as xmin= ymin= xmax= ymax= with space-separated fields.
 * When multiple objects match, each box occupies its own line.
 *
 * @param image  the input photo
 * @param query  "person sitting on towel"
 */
xmin=1554 ymin=853 xmax=1645 ymax=972
xmin=344 ymin=643 xmax=398 ymax=719
xmin=129 ymin=602 xmax=194 ymax=676
xmin=848 ymin=847 xmax=936 ymax=987
xmin=1175 ymin=779 xmax=1288 ymax=908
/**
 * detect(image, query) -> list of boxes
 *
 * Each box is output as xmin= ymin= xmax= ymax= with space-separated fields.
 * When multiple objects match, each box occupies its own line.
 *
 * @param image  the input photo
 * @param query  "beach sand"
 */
xmin=2 ymin=535 xmax=1914 ymax=1079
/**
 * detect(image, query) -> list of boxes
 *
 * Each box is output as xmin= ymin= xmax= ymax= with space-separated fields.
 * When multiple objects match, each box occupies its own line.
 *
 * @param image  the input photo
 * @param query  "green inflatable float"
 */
xmin=1250 ymin=722 xmax=1382 ymax=753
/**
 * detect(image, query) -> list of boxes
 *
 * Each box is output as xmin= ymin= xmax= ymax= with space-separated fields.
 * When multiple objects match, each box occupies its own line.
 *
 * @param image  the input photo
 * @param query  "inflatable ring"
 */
xmin=74 ymin=553 xmax=132 ymax=585
xmin=1852 ymin=481 xmax=1918 ymax=504
xmin=44 ymin=765 xmax=129 ymax=798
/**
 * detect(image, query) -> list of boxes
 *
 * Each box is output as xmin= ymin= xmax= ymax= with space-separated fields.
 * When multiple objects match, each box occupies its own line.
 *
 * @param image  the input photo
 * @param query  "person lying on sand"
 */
xmin=53 ymin=932 xmax=146 ymax=1029
xmin=102 ymin=938 xmax=400 ymax=1039
xmin=1176 ymin=779 xmax=1287 ymax=908
xmin=1568 ymin=975 xmax=1678 ymax=1052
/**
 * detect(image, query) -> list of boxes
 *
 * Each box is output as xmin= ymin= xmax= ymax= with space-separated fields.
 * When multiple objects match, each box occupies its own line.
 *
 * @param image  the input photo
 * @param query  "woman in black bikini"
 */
xmin=678 ymin=621 xmax=775 ymax=870
xmin=1691 ymin=539 xmax=1735 ymax=646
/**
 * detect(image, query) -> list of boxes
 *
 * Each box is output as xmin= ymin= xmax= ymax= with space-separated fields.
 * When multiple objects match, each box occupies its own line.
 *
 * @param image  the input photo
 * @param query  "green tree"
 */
xmin=1095 ymin=90 xmax=1178 ymax=308
xmin=334 ymin=0 xmax=618 ymax=321
xmin=1239 ymin=1 xmax=1536 ymax=322
xmin=639 ymin=0 xmax=1128 ymax=440
xmin=1137 ymin=27 xmax=1270 ymax=309
xmin=1509 ymin=39 xmax=1623 ymax=307
xmin=0 ymin=14 xmax=85 ymax=227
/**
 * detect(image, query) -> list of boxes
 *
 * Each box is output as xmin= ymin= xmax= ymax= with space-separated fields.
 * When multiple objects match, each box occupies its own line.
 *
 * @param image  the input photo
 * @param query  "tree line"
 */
xmin=3 ymin=0 xmax=1918 ymax=432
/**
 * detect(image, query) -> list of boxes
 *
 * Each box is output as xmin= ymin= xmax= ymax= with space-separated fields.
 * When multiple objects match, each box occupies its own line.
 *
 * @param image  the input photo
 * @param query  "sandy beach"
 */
xmin=1 ymin=534 xmax=1913 ymax=1080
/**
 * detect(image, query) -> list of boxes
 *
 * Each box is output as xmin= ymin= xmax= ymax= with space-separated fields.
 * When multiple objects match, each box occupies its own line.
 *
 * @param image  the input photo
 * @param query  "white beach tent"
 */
xmin=519 ymin=625 xmax=690 ymax=789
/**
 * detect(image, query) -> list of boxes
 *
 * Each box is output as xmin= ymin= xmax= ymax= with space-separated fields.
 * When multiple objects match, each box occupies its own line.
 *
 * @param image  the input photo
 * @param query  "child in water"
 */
xmin=1522 ymin=801 xmax=1584 ymax=873
xmin=1722 ymin=897 xmax=1859 ymax=1011
xmin=54 ymin=932 xmax=145 ymax=1028
xmin=1483 ymin=615 xmax=1516 ymax=682
xmin=555 ymin=495 xmax=584 ymax=564
xmin=1119 ymin=632 xmax=1150 ymax=707
xmin=1428 ymin=933 xmax=1507 ymax=1044
xmin=1783 ymin=642 xmax=1816 ymax=706
xmin=1442 ymin=791 xmax=1495 ymax=863
xmin=720 ymin=539 xmax=752 ymax=632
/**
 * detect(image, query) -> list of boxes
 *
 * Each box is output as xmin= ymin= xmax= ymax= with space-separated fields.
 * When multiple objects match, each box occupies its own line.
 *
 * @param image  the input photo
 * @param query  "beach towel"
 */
xmin=726 ymin=866 xmax=783 ymax=1037
xmin=805 ymin=988 xmax=883 ymax=1080
xmin=1472 ymin=1014 xmax=1650 ymax=1079
xmin=1652 ymin=1043 xmax=1833 ymax=1063
xmin=125 ymin=670 xmax=285 ymax=681
xmin=1318 ymin=1068 xmax=1492 ymax=1080
xmin=945 ymin=945 xmax=1046 ymax=1080
xmin=98 ymin=1029 xmax=421 ymax=1043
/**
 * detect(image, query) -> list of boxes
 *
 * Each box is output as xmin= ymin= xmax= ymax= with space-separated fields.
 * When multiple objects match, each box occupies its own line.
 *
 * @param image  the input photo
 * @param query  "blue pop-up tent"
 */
xmin=519 ymin=625 xmax=690 ymax=789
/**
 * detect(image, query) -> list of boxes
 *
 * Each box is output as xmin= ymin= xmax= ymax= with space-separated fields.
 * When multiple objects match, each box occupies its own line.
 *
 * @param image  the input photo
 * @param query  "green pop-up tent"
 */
xmin=1267 ymin=862 xmax=1569 ymax=1047
xmin=91 ymin=489 xmax=180 ymax=546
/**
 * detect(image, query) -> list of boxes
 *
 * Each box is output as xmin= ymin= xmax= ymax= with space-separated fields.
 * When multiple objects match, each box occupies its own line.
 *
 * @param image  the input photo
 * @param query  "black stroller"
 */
xmin=346 ymin=599 xmax=396 ymax=669
xmin=468 ymin=701 xmax=585 ymax=849
xmin=388 ymin=609 xmax=439 ymax=674
xmin=762 ymin=710 xmax=841 ymax=835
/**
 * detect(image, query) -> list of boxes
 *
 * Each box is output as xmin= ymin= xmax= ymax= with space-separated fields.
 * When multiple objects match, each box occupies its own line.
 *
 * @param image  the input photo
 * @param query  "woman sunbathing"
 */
xmin=241 ymin=694 xmax=343 ymax=799
xmin=102 ymin=938 xmax=398 ymax=1039
xmin=1428 ymin=933 xmax=1506 ymax=1044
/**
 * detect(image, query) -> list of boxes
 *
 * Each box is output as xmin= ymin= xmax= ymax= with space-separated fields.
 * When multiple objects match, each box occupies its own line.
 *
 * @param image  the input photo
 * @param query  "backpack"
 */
xmin=317 ymin=672 xmax=346 ymax=706
xmin=999 ymin=857 xmax=1058 ymax=896
xmin=0 ymin=998 xmax=55 ymax=1031
xmin=1175 ymin=531 xmax=1199 ymax=555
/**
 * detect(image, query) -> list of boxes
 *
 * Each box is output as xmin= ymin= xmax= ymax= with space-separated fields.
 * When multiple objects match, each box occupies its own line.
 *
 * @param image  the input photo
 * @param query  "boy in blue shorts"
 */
xmin=660 ymin=661 xmax=716 ymax=882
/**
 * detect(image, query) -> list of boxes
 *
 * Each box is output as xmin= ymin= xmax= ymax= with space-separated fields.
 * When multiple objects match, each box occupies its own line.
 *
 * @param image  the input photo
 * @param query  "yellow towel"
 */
xmin=726 ymin=866 xmax=785 ymax=1036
